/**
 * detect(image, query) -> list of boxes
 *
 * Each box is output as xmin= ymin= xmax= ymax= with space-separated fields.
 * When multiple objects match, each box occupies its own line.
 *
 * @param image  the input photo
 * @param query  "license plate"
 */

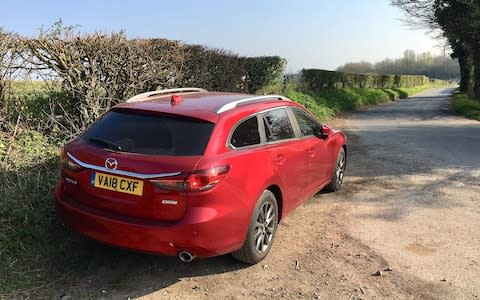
xmin=92 ymin=172 xmax=144 ymax=196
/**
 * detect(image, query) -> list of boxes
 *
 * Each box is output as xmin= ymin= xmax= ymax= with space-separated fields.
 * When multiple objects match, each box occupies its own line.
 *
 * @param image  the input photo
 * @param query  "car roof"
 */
xmin=113 ymin=91 xmax=294 ymax=123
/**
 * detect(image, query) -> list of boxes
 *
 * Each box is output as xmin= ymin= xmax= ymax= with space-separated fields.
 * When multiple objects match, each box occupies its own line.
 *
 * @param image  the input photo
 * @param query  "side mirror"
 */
xmin=314 ymin=124 xmax=331 ymax=140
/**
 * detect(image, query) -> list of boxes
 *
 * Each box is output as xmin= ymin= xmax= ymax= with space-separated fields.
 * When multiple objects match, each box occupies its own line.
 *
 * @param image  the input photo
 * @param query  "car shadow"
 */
xmin=43 ymin=236 xmax=248 ymax=299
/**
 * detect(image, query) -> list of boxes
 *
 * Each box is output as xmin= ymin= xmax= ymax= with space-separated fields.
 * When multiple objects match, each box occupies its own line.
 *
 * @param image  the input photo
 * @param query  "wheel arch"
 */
xmin=265 ymin=184 xmax=283 ymax=223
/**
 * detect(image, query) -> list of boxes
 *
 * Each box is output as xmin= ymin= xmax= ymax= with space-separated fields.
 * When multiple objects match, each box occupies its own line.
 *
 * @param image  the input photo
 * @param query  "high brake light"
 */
xmin=152 ymin=165 xmax=230 ymax=192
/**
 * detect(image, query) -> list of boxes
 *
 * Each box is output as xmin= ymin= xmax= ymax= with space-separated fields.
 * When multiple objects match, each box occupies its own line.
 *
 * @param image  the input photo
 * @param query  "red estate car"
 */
xmin=55 ymin=88 xmax=347 ymax=264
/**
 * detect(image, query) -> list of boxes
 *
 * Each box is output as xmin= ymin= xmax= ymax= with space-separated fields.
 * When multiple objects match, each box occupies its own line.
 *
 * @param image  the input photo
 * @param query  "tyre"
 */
xmin=325 ymin=147 xmax=346 ymax=192
xmin=232 ymin=190 xmax=278 ymax=264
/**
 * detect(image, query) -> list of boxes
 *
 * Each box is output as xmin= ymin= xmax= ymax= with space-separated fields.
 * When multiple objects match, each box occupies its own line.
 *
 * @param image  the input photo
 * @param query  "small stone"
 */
xmin=295 ymin=260 xmax=300 ymax=270
xmin=101 ymin=290 xmax=107 ymax=294
xmin=384 ymin=267 xmax=393 ymax=272
xmin=373 ymin=270 xmax=382 ymax=276
xmin=60 ymin=294 xmax=71 ymax=300
xmin=263 ymin=264 xmax=269 ymax=270
xmin=440 ymin=278 xmax=447 ymax=282
xmin=192 ymin=285 xmax=200 ymax=290
xmin=360 ymin=287 xmax=366 ymax=295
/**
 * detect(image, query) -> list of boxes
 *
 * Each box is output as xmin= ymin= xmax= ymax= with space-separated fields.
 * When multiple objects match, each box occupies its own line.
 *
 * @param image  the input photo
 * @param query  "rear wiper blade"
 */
xmin=88 ymin=137 xmax=122 ymax=151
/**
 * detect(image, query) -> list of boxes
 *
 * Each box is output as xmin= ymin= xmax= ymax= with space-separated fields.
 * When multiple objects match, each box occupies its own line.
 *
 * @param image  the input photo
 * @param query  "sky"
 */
xmin=0 ymin=0 xmax=441 ymax=72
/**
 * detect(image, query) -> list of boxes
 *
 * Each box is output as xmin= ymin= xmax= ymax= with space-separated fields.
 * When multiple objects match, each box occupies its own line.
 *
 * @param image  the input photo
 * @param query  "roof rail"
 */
xmin=216 ymin=95 xmax=289 ymax=113
xmin=126 ymin=87 xmax=207 ymax=103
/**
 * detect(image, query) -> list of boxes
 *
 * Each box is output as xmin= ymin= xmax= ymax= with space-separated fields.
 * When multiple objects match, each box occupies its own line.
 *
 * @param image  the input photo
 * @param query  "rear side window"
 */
xmin=230 ymin=116 xmax=260 ymax=148
xmin=292 ymin=108 xmax=321 ymax=137
xmin=263 ymin=108 xmax=295 ymax=142
xmin=81 ymin=111 xmax=214 ymax=156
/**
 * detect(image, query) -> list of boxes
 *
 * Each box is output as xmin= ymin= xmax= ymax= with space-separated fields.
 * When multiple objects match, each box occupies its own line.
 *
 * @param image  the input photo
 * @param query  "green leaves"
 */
xmin=301 ymin=69 xmax=431 ymax=90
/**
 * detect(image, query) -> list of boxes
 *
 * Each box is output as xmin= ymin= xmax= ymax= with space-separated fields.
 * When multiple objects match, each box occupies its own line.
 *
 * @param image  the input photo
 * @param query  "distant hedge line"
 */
xmin=301 ymin=69 xmax=430 ymax=90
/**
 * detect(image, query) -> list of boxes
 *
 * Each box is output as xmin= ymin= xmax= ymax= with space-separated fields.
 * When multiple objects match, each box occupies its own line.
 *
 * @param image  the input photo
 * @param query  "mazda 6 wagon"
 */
xmin=55 ymin=88 xmax=347 ymax=264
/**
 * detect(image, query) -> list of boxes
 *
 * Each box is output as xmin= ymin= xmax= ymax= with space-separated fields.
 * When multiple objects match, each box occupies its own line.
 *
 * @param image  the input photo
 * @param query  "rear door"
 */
xmin=290 ymin=108 xmax=331 ymax=191
xmin=261 ymin=108 xmax=309 ymax=214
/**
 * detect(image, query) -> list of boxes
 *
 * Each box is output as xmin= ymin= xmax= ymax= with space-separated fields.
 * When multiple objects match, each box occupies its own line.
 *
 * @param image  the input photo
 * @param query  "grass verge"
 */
xmin=260 ymin=81 xmax=442 ymax=121
xmin=0 ymin=130 xmax=60 ymax=292
xmin=285 ymin=85 xmax=435 ymax=121
xmin=452 ymin=93 xmax=480 ymax=121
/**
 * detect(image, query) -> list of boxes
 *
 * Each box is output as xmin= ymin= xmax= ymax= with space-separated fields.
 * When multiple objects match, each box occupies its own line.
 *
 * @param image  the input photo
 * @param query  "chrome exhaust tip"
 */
xmin=178 ymin=251 xmax=195 ymax=263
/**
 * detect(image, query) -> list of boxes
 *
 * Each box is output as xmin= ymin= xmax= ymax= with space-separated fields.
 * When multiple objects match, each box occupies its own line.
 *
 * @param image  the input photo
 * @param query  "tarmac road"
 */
xmin=341 ymin=87 xmax=480 ymax=298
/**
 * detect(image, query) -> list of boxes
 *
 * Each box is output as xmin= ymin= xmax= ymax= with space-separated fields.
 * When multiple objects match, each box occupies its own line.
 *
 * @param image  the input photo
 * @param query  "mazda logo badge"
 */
xmin=105 ymin=158 xmax=118 ymax=170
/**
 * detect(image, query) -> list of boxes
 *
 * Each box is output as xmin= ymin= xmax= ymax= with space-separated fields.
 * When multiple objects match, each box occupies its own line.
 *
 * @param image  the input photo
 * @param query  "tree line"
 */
xmin=337 ymin=50 xmax=459 ymax=80
xmin=392 ymin=0 xmax=480 ymax=100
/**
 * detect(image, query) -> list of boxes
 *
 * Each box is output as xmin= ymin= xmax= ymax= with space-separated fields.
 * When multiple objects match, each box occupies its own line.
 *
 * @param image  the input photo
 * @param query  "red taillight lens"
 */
xmin=151 ymin=165 xmax=230 ymax=192
xmin=187 ymin=165 xmax=230 ymax=191
xmin=59 ymin=147 xmax=84 ymax=172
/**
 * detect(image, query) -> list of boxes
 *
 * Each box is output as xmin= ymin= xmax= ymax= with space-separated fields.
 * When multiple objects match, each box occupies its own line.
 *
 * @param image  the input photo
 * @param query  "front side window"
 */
xmin=292 ymin=108 xmax=321 ymax=137
xmin=230 ymin=116 xmax=261 ymax=148
xmin=263 ymin=108 xmax=295 ymax=142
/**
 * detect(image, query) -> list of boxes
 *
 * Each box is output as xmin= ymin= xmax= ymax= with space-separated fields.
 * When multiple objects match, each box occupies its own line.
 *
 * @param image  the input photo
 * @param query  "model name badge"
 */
xmin=161 ymin=200 xmax=178 ymax=205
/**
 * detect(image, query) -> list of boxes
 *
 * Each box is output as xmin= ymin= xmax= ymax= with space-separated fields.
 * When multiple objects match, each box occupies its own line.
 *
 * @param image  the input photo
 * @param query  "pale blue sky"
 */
xmin=0 ymin=0 xmax=440 ymax=72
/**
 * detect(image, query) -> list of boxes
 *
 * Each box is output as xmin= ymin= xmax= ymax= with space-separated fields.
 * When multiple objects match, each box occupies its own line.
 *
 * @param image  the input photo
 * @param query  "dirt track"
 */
xmin=40 ymin=88 xmax=479 ymax=299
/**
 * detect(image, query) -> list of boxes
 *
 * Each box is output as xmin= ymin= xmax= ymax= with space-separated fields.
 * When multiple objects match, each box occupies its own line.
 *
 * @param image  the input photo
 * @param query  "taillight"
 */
xmin=59 ymin=147 xmax=84 ymax=172
xmin=151 ymin=179 xmax=186 ymax=192
xmin=151 ymin=165 xmax=230 ymax=192
xmin=187 ymin=165 xmax=230 ymax=191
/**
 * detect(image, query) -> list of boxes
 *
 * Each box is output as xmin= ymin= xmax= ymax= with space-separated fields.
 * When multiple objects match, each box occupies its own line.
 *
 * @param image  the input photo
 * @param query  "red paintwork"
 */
xmin=55 ymin=92 xmax=347 ymax=258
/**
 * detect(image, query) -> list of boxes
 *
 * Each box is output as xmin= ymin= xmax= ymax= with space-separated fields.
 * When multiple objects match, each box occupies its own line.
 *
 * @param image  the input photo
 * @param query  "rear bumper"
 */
xmin=55 ymin=184 xmax=245 ymax=258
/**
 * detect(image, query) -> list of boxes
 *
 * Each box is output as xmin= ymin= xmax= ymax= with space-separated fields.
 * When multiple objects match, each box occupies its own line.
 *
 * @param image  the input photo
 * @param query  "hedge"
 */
xmin=1 ymin=23 xmax=286 ymax=134
xmin=301 ymin=69 xmax=430 ymax=90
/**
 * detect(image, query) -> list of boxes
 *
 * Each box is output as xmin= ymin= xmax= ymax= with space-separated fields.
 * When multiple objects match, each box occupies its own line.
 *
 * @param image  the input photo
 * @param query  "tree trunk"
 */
xmin=473 ymin=49 xmax=480 ymax=101
xmin=458 ymin=54 xmax=470 ymax=93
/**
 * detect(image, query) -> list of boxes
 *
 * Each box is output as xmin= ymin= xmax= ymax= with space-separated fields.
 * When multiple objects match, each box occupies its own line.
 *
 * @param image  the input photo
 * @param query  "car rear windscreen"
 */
xmin=81 ymin=111 xmax=214 ymax=156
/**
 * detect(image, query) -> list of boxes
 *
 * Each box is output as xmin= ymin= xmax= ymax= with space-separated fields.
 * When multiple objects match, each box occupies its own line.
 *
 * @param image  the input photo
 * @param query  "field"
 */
xmin=0 ymin=80 xmax=447 ymax=297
